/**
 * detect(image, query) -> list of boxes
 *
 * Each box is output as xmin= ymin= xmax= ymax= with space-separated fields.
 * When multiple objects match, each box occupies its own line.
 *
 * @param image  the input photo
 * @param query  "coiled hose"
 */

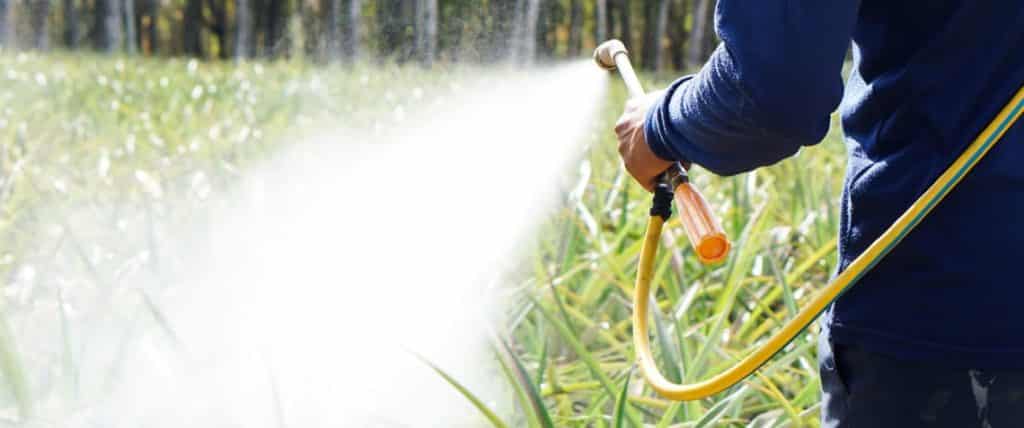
xmin=632 ymin=84 xmax=1024 ymax=401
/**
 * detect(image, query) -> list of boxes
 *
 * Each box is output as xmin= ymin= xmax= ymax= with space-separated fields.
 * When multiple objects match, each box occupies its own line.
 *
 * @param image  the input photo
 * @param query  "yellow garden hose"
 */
xmin=596 ymin=41 xmax=1024 ymax=401
xmin=634 ymin=83 xmax=1024 ymax=400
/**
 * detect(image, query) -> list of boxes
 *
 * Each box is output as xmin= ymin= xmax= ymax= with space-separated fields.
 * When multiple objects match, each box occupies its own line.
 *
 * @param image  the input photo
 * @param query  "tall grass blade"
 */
xmin=612 ymin=373 xmax=632 ymax=428
xmin=691 ymin=199 xmax=773 ymax=379
xmin=694 ymin=386 xmax=748 ymax=428
xmin=415 ymin=352 xmax=510 ymax=428
xmin=494 ymin=341 xmax=544 ymax=428
xmin=0 ymin=311 xmax=32 ymax=420
xmin=499 ymin=338 xmax=555 ymax=428
xmin=649 ymin=296 xmax=683 ymax=383
xmin=528 ymin=296 xmax=645 ymax=427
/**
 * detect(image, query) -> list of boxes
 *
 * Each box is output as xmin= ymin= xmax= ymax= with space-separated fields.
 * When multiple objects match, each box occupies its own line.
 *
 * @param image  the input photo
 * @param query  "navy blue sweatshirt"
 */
xmin=644 ymin=1 xmax=1024 ymax=368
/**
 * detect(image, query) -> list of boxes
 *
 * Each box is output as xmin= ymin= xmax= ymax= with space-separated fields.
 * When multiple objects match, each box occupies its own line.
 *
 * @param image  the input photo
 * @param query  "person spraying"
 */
xmin=612 ymin=1 xmax=1024 ymax=426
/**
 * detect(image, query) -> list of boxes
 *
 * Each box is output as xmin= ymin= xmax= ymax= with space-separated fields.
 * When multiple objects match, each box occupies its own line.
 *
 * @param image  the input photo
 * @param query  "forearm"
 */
xmin=645 ymin=0 xmax=860 ymax=176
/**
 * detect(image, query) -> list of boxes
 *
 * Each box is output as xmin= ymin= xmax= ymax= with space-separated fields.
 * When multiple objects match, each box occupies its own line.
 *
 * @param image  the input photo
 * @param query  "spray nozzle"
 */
xmin=593 ymin=39 xmax=628 ymax=70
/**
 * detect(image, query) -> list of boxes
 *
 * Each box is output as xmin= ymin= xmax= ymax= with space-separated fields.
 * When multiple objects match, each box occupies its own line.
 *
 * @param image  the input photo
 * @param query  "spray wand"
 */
xmin=594 ymin=39 xmax=730 ymax=264
xmin=595 ymin=39 xmax=1024 ymax=401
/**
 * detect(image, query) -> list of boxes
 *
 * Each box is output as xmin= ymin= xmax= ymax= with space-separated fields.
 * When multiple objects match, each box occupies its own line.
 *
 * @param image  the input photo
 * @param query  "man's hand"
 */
xmin=614 ymin=90 xmax=674 ymax=192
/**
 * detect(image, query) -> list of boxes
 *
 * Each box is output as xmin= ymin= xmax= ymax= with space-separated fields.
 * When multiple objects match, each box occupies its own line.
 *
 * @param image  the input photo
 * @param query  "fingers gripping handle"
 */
xmin=595 ymin=40 xmax=731 ymax=264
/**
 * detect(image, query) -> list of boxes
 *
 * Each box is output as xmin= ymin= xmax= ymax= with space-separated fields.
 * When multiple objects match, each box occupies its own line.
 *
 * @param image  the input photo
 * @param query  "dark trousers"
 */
xmin=819 ymin=335 xmax=1024 ymax=427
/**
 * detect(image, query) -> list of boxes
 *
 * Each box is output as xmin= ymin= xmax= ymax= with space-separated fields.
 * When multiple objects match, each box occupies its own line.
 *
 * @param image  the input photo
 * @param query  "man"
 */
xmin=613 ymin=1 xmax=1024 ymax=426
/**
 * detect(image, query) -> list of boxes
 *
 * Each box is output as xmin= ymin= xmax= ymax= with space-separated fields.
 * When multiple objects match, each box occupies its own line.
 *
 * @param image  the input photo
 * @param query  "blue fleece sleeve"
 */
xmin=644 ymin=0 xmax=861 ymax=176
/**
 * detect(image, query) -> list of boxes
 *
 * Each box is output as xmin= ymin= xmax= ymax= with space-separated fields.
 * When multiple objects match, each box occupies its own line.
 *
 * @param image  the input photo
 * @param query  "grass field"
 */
xmin=0 ymin=52 xmax=847 ymax=426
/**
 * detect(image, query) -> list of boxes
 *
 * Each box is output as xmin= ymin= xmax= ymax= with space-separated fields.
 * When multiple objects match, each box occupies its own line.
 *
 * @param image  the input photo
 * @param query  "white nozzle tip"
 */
xmin=593 ymin=39 xmax=628 ymax=70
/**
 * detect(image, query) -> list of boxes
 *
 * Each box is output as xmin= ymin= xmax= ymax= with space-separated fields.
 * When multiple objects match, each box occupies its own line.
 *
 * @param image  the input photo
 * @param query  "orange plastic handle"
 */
xmin=673 ymin=180 xmax=730 ymax=264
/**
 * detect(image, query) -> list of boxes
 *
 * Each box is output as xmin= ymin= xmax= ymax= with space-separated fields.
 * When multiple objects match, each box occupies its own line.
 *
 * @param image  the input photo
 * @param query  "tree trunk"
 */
xmin=144 ymin=0 xmax=157 ymax=53
xmin=654 ymin=0 xmax=670 ymax=70
xmin=123 ymin=0 xmax=136 ymax=54
xmin=519 ymin=0 xmax=539 ymax=64
xmin=63 ymin=0 xmax=77 ymax=47
xmin=134 ymin=0 xmax=144 ymax=50
xmin=536 ymin=0 xmax=547 ymax=57
xmin=323 ymin=0 xmax=339 ymax=61
xmin=485 ymin=0 xmax=513 ymax=62
xmin=642 ymin=0 xmax=669 ymax=70
xmin=341 ymin=0 xmax=362 ymax=61
xmin=701 ymin=7 xmax=717 ymax=59
xmin=262 ymin=0 xmax=286 ymax=58
xmin=642 ymin=0 xmax=655 ymax=67
xmin=234 ymin=0 xmax=250 ymax=59
xmin=508 ymin=0 xmax=524 ymax=62
xmin=208 ymin=0 xmax=228 ymax=58
xmin=94 ymin=0 xmax=123 ymax=52
xmin=30 ymin=0 xmax=51 ymax=50
xmin=617 ymin=0 xmax=632 ymax=52
xmin=249 ymin=0 xmax=263 ymax=55
xmin=0 ymin=0 xmax=10 ymax=50
xmin=686 ymin=0 xmax=713 ymax=68
xmin=413 ymin=0 xmax=437 ymax=66
xmin=296 ymin=0 xmax=315 ymax=59
xmin=536 ymin=0 xmax=558 ymax=59
xmin=667 ymin=0 xmax=688 ymax=70
xmin=182 ymin=0 xmax=202 ymax=56
xmin=566 ymin=0 xmax=582 ymax=57
xmin=443 ymin=0 xmax=466 ymax=61
xmin=605 ymin=0 xmax=615 ymax=40
xmin=376 ymin=0 xmax=410 ymax=61
xmin=594 ymin=0 xmax=606 ymax=45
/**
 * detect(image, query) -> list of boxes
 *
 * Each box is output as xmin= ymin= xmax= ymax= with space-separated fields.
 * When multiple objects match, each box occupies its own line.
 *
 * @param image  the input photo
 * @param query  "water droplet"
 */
xmin=98 ymin=153 xmax=111 ymax=178
xmin=134 ymin=170 xmax=163 ymax=198
xmin=148 ymin=134 xmax=164 ymax=148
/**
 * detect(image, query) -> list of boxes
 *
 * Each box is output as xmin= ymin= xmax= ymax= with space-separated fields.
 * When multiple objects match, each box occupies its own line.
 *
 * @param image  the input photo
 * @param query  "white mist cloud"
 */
xmin=48 ymin=61 xmax=608 ymax=428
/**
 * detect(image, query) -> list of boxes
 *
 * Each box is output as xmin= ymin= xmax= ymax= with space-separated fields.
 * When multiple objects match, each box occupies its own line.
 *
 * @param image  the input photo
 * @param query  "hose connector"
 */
xmin=593 ymin=39 xmax=628 ymax=70
xmin=663 ymin=162 xmax=690 ymax=189
xmin=650 ymin=181 xmax=673 ymax=220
